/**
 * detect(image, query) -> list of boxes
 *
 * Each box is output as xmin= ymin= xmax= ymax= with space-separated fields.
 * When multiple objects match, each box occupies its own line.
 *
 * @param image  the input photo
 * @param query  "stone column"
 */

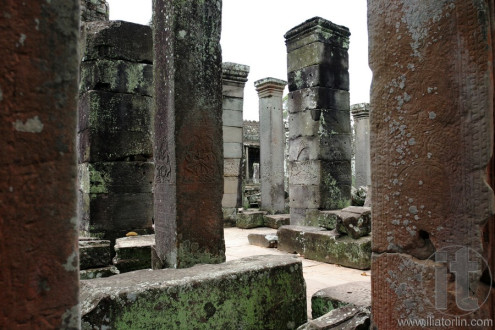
xmin=153 ymin=0 xmax=225 ymax=268
xmin=222 ymin=62 xmax=250 ymax=219
xmin=0 ymin=1 xmax=80 ymax=328
xmin=351 ymin=103 xmax=371 ymax=188
xmin=255 ymin=78 xmax=287 ymax=214
xmin=285 ymin=17 xmax=352 ymax=225
xmin=80 ymin=0 xmax=109 ymax=22
xmin=369 ymin=0 xmax=494 ymax=326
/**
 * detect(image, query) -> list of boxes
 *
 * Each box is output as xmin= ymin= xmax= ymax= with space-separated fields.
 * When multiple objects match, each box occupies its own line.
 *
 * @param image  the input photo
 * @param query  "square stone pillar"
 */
xmin=351 ymin=103 xmax=371 ymax=188
xmin=255 ymin=78 xmax=287 ymax=214
xmin=285 ymin=17 xmax=352 ymax=225
xmin=153 ymin=0 xmax=225 ymax=268
xmin=0 ymin=1 xmax=80 ymax=327
xmin=222 ymin=62 xmax=250 ymax=220
xmin=369 ymin=0 xmax=494 ymax=326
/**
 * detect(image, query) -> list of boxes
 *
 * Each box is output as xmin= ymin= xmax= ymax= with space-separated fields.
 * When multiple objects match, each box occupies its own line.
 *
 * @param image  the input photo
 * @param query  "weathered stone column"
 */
xmin=285 ymin=17 xmax=352 ymax=225
xmin=255 ymin=78 xmax=287 ymax=214
xmin=153 ymin=0 xmax=225 ymax=268
xmin=80 ymin=0 xmax=109 ymax=22
xmin=369 ymin=0 xmax=494 ymax=326
xmin=0 ymin=1 xmax=80 ymax=328
xmin=351 ymin=103 xmax=371 ymax=188
xmin=222 ymin=62 xmax=249 ymax=221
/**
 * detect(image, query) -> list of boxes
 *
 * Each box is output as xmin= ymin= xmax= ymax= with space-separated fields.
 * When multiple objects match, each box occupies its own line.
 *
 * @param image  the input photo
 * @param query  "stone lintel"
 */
xmin=254 ymin=77 xmax=287 ymax=98
xmin=222 ymin=62 xmax=250 ymax=83
xmin=351 ymin=103 xmax=370 ymax=119
xmin=284 ymin=16 xmax=350 ymax=51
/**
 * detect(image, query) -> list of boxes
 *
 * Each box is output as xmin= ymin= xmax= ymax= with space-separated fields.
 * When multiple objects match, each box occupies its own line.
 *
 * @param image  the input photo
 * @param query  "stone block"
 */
xmin=224 ymin=158 xmax=242 ymax=177
xmin=248 ymin=233 xmax=278 ymax=248
xmin=223 ymin=97 xmax=244 ymax=111
xmin=288 ymin=88 xmax=349 ymax=113
xmin=277 ymin=225 xmax=325 ymax=254
xmin=81 ymin=255 xmax=307 ymax=329
xmin=222 ymin=193 xmax=238 ymax=208
xmin=80 ymin=266 xmax=119 ymax=280
xmin=304 ymin=232 xmax=371 ymax=270
xmin=288 ymin=135 xmax=352 ymax=162
xmin=222 ymin=207 xmax=237 ymax=226
xmin=83 ymin=21 xmax=152 ymax=63
xmin=222 ymin=83 xmax=245 ymax=98
xmin=223 ymin=126 xmax=243 ymax=143
xmin=79 ymin=238 xmax=112 ymax=270
xmin=287 ymin=42 xmax=349 ymax=74
xmin=287 ymin=64 xmax=349 ymax=92
xmin=290 ymin=160 xmax=351 ymax=187
xmin=78 ymin=91 xmax=152 ymax=162
xmin=79 ymin=192 xmax=153 ymax=241
xmin=311 ymin=282 xmax=371 ymax=319
xmin=305 ymin=210 xmax=339 ymax=229
xmin=336 ymin=206 xmax=371 ymax=239
xmin=288 ymin=109 xmax=350 ymax=139
xmin=290 ymin=208 xmax=311 ymax=226
xmin=289 ymin=185 xmax=321 ymax=209
xmin=113 ymin=235 xmax=155 ymax=273
xmin=222 ymin=109 xmax=243 ymax=127
xmin=224 ymin=177 xmax=240 ymax=195
xmin=224 ymin=142 xmax=242 ymax=159
xmin=298 ymin=304 xmax=370 ymax=330
xmin=80 ymin=60 xmax=153 ymax=96
xmin=78 ymin=162 xmax=154 ymax=194
xmin=236 ymin=210 xmax=266 ymax=229
xmin=264 ymin=214 xmax=290 ymax=229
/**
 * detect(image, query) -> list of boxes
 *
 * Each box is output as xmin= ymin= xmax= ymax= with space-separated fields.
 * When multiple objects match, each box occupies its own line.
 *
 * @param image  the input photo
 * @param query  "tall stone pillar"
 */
xmin=222 ymin=62 xmax=250 ymax=221
xmin=153 ymin=0 xmax=225 ymax=268
xmin=255 ymin=78 xmax=287 ymax=214
xmin=285 ymin=17 xmax=352 ymax=225
xmin=0 ymin=1 xmax=80 ymax=328
xmin=80 ymin=0 xmax=109 ymax=22
xmin=351 ymin=103 xmax=371 ymax=188
xmin=369 ymin=0 xmax=494 ymax=326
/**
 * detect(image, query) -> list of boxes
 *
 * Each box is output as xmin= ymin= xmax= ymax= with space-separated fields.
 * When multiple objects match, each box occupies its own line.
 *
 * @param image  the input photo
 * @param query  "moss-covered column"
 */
xmin=285 ymin=17 xmax=352 ymax=225
xmin=0 ymin=0 xmax=80 ymax=327
xmin=255 ymin=78 xmax=287 ymax=214
xmin=153 ymin=0 xmax=225 ymax=268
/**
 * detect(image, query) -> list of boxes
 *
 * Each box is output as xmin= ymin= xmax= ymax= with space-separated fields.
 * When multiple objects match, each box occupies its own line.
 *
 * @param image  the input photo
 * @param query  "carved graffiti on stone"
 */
xmin=181 ymin=134 xmax=217 ymax=183
xmin=155 ymin=141 xmax=171 ymax=183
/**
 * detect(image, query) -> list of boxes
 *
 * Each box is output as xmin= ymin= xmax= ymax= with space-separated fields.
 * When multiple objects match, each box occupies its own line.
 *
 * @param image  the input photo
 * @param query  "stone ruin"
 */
xmin=1 ymin=0 xmax=494 ymax=328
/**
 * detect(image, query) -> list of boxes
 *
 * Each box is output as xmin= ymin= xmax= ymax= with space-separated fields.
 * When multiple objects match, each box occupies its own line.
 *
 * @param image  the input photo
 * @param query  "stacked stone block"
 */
xmin=255 ymin=78 xmax=287 ymax=214
xmin=285 ymin=17 xmax=352 ymax=225
xmin=80 ymin=0 xmax=109 ymax=22
xmin=78 ymin=21 xmax=154 ymax=242
xmin=351 ymin=103 xmax=370 ymax=189
xmin=222 ymin=63 xmax=250 ymax=221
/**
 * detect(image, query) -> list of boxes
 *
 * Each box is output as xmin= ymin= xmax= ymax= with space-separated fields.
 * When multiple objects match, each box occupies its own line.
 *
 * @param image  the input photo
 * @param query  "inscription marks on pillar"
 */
xmin=155 ymin=141 xmax=171 ymax=184
xmin=180 ymin=133 xmax=218 ymax=184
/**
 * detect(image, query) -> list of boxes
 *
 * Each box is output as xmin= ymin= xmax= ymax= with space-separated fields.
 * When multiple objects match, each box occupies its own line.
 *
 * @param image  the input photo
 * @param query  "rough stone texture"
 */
xmin=369 ymin=0 xmax=494 ymax=325
xmin=80 ymin=266 xmax=119 ymax=280
xmin=81 ymin=255 xmax=307 ymax=329
xmin=153 ymin=0 xmax=225 ymax=268
xmin=113 ymin=235 xmax=155 ymax=273
xmin=351 ymin=103 xmax=370 ymax=189
xmin=236 ymin=210 xmax=266 ymax=229
xmin=255 ymin=77 xmax=287 ymax=214
xmin=222 ymin=62 xmax=249 ymax=215
xmin=311 ymin=282 xmax=371 ymax=319
xmin=248 ymin=233 xmax=278 ymax=248
xmin=286 ymin=17 xmax=352 ymax=223
xmin=80 ymin=0 xmax=109 ymax=22
xmin=298 ymin=304 xmax=370 ymax=330
xmin=264 ymin=214 xmax=291 ymax=229
xmin=306 ymin=210 xmax=339 ymax=229
xmin=83 ymin=21 xmax=153 ymax=63
xmin=336 ymin=206 xmax=371 ymax=239
xmin=0 ymin=1 xmax=80 ymax=327
xmin=79 ymin=239 xmax=112 ymax=270
xmin=278 ymin=226 xmax=371 ymax=269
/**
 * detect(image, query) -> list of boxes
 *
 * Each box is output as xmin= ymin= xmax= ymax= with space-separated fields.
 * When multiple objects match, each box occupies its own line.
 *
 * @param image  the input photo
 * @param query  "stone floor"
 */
xmin=224 ymin=227 xmax=371 ymax=319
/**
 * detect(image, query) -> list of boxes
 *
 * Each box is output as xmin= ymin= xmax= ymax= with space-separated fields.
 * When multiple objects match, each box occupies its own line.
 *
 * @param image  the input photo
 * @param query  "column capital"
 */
xmin=351 ymin=103 xmax=370 ymax=119
xmin=254 ymin=77 xmax=287 ymax=98
xmin=222 ymin=62 xmax=250 ymax=83
xmin=284 ymin=16 xmax=350 ymax=52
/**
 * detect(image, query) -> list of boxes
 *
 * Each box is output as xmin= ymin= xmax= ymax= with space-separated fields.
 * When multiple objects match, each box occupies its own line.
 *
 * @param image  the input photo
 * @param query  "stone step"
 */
xmin=113 ymin=234 xmax=155 ymax=273
xmin=311 ymin=281 xmax=371 ymax=319
xmin=80 ymin=266 xmax=119 ymax=280
xmin=277 ymin=225 xmax=371 ymax=270
xmin=297 ymin=304 xmax=370 ymax=330
xmin=81 ymin=255 xmax=307 ymax=329
xmin=236 ymin=210 xmax=266 ymax=229
xmin=263 ymin=214 xmax=290 ymax=229
xmin=248 ymin=233 xmax=278 ymax=248
xmin=79 ymin=238 xmax=112 ymax=270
